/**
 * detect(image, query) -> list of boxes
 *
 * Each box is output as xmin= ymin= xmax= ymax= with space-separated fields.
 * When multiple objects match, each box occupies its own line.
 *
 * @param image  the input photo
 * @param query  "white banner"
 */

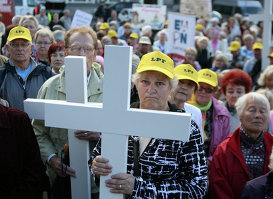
xmin=71 ymin=10 xmax=93 ymax=28
xmin=167 ymin=13 xmax=196 ymax=65
xmin=132 ymin=4 xmax=166 ymax=30
xmin=180 ymin=0 xmax=211 ymax=20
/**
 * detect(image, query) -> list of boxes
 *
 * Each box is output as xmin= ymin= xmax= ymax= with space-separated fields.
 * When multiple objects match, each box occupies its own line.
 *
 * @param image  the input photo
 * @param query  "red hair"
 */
xmin=48 ymin=42 xmax=65 ymax=63
xmin=221 ymin=69 xmax=252 ymax=94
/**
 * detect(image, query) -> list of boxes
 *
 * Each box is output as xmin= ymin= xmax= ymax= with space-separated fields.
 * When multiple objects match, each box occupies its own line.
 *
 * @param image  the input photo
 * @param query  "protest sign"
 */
xmin=132 ymin=4 xmax=166 ymax=30
xmin=71 ymin=10 xmax=93 ymax=28
xmin=180 ymin=0 xmax=211 ymax=20
xmin=167 ymin=12 xmax=196 ymax=66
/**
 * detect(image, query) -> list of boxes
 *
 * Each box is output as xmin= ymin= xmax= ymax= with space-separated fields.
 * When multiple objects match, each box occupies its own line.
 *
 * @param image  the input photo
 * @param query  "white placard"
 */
xmin=167 ymin=12 xmax=196 ymax=65
xmin=132 ymin=4 xmax=166 ymax=30
xmin=71 ymin=10 xmax=93 ymax=28
xmin=180 ymin=0 xmax=211 ymax=20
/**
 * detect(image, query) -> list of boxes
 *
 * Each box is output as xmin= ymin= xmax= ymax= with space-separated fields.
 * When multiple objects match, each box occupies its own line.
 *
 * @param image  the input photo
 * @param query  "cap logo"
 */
xmin=16 ymin=30 xmax=24 ymax=34
xmin=203 ymin=73 xmax=211 ymax=77
xmin=184 ymin=69 xmax=194 ymax=74
xmin=151 ymin=57 xmax=166 ymax=63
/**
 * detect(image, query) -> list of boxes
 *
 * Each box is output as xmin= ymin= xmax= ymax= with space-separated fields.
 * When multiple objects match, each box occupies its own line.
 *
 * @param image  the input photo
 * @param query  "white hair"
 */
xmin=132 ymin=72 xmax=178 ymax=91
xmin=235 ymin=92 xmax=270 ymax=119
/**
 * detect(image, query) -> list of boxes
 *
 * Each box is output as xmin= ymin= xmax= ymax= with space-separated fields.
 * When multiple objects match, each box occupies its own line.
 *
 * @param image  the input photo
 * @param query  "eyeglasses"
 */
xmin=36 ymin=42 xmax=52 ymax=46
xmin=68 ymin=46 xmax=94 ymax=55
xmin=198 ymin=86 xmax=214 ymax=94
xmin=9 ymin=42 xmax=31 ymax=48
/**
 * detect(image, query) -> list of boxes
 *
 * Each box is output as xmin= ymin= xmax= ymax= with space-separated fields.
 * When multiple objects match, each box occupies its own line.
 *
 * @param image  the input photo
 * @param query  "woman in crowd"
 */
xmin=211 ymin=53 xmax=230 ymax=72
xmin=177 ymin=47 xmax=201 ymax=71
xmin=169 ymin=64 xmax=203 ymax=141
xmin=196 ymin=36 xmax=212 ymax=69
xmin=153 ymin=30 xmax=168 ymax=54
xmin=34 ymin=28 xmax=55 ymax=66
xmin=48 ymin=42 xmax=65 ymax=74
xmin=257 ymin=65 xmax=273 ymax=92
xmin=209 ymin=92 xmax=273 ymax=199
xmin=188 ymin=69 xmax=230 ymax=168
xmin=221 ymin=69 xmax=252 ymax=133
xmin=91 ymin=51 xmax=208 ymax=198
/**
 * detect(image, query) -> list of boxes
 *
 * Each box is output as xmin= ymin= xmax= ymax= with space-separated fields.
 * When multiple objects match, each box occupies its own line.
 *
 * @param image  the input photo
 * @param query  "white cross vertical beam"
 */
xmin=249 ymin=0 xmax=273 ymax=71
xmin=65 ymin=56 xmax=91 ymax=199
xmin=99 ymin=46 xmax=132 ymax=199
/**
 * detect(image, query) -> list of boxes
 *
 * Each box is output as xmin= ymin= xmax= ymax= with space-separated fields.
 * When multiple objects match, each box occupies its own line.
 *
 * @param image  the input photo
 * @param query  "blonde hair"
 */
xmin=256 ymin=89 xmax=273 ymax=110
xmin=185 ymin=47 xmax=197 ymax=57
xmin=34 ymin=28 xmax=55 ymax=43
xmin=19 ymin=15 xmax=39 ymax=29
xmin=197 ymin=36 xmax=209 ymax=47
xmin=257 ymin=65 xmax=273 ymax=87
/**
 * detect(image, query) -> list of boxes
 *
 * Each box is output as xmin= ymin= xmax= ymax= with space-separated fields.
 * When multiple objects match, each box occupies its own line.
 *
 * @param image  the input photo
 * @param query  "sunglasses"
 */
xmin=198 ymin=86 xmax=214 ymax=94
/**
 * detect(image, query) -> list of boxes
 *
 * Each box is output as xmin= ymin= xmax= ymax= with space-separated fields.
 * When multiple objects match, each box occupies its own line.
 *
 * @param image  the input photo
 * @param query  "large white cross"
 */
xmin=249 ymin=0 xmax=273 ymax=71
xmin=24 ymin=46 xmax=191 ymax=199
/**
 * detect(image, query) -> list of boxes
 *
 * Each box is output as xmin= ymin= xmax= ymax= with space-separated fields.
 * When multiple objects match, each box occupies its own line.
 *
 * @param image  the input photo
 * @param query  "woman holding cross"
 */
xmin=91 ymin=51 xmax=208 ymax=198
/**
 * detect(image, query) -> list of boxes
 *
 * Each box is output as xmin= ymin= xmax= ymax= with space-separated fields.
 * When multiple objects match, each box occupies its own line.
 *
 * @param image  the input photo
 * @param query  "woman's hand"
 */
xmin=74 ymin=130 xmax=101 ymax=141
xmin=105 ymin=173 xmax=135 ymax=195
xmin=92 ymin=155 xmax=112 ymax=177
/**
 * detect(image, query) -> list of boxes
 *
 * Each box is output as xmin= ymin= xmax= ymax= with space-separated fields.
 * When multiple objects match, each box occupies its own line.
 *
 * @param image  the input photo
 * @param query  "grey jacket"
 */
xmin=0 ymin=57 xmax=53 ymax=111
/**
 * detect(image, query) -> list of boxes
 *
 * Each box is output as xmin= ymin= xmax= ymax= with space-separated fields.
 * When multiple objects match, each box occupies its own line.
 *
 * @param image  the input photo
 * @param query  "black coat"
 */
xmin=241 ymin=171 xmax=273 ymax=199
xmin=0 ymin=105 xmax=44 ymax=199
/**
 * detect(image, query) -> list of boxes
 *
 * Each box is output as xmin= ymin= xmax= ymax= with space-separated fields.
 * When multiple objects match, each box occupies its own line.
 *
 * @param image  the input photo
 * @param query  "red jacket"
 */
xmin=209 ymin=127 xmax=273 ymax=199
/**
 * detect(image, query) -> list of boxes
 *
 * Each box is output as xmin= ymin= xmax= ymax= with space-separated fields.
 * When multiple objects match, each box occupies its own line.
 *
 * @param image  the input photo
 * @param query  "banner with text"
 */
xmin=132 ymin=4 xmax=166 ymax=30
xmin=180 ymin=0 xmax=211 ymax=20
xmin=71 ymin=10 xmax=93 ymax=28
xmin=167 ymin=12 xmax=196 ymax=65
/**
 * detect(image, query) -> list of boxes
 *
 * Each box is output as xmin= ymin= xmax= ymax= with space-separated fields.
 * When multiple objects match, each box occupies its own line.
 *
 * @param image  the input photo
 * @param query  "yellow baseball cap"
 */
xmin=7 ymin=26 xmax=32 ymax=42
xmin=198 ymin=69 xmax=218 ymax=87
xmin=195 ymin=24 xmax=203 ymax=31
xmin=136 ymin=51 xmax=174 ymax=79
xmin=174 ymin=64 xmax=199 ymax=86
xmin=229 ymin=41 xmax=241 ymax=51
xmin=107 ymin=30 xmax=117 ymax=38
xmin=268 ymin=52 xmax=273 ymax=58
xmin=100 ymin=22 xmax=110 ymax=30
xmin=252 ymin=42 xmax=263 ymax=50
xmin=129 ymin=33 xmax=138 ymax=39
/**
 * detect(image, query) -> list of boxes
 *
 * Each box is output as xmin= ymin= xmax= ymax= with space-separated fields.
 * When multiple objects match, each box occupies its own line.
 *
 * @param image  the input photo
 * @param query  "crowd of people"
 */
xmin=1 ymin=4 xmax=273 ymax=199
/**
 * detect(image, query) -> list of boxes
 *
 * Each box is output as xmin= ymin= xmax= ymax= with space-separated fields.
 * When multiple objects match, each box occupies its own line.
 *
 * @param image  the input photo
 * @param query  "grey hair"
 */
xmin=257 ymin=65 xmax=273 ymax=86
xmin=235 ymin=92 xmax=270 ymax=119
xmin=12 ymin=15 xmax=22 ymax=24
xmin=19 ymin=15 xmax=39 ymax=29
xmin=132 ymin=72 xmax=178 ymax=91
xmin=34 ymin=28 xmax=55 ymax=43
xmin=53 ymin=30 xmax=65 ymax=43
xmin=214 ymin=53 xmax=230 ymax=67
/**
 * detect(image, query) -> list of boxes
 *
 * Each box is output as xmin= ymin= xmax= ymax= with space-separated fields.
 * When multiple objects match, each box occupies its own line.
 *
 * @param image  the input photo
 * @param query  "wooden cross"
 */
xmin=24 ymin=46 xmax=191 ymax=199
xmin=249 ymin=0 xmax=273 ymax=71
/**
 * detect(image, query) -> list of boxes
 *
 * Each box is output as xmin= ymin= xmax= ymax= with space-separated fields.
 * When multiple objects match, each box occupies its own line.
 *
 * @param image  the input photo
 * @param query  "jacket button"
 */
xmin=97 ymin=88 xmax=100 ymax=91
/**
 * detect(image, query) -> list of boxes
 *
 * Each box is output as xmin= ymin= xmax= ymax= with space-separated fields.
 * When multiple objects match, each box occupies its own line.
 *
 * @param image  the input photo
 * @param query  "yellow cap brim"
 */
xmin=198 ymin=78 xmax=217 ymax=87
xmin=8 ymin=35 xmax=32 ymax=42
xmin=229 ymin=47 xmax=239 ymax=51
xmin=137 ymin=66 xmax=174 ymax=79
xmin=176 ymin=75 xmax=199 ymax=86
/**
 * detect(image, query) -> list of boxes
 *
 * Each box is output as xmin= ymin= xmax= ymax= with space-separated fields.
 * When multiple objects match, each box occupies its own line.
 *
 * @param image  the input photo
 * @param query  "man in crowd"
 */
xmin=229 ymin=41 xmax=250 ymax=69
xmin=135 ymin=36 xmax=152 ymax=59
xmin=35 ymin=7 xmax=49 ymax=27
xmin=0 ymin=26 xmax=53 ymax=111
xmin=32 ymin=26 xmax=103 ymax=199
xmin=60 ymin=9 xmax=72 ymax=30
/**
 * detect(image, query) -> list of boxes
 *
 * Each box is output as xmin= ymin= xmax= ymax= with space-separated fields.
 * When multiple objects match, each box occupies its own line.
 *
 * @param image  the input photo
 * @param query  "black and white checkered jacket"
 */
xmin=91 ymin=103 xmax=208 ymax=198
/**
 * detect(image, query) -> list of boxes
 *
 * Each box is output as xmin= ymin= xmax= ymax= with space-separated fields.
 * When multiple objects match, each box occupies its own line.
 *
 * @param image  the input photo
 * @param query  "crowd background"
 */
xmin=1 ymin=2 xmax=273 ymax=199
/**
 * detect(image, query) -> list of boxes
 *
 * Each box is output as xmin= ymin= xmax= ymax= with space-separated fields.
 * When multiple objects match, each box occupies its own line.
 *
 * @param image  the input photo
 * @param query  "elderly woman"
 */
xmin=221 ymin=69 xmax=252 ymax=133
xmin=257 ymin=65 xmax=273 ymax=92
xmin=211 ymin=53 xmax=230 ymax=72
xmin=169 ymin=64 xmax=203 ymax=141
xmin=188 ymin=69 xmax=230 ymax=167
xmin=19 ymin=15 xmax=39 ymax=40
xmin=91 ymin=51 xmax=208 ymax=198
xmin=209 ymin=92 xmax=273 ymax=199
xmin=34 ymin=28 xmax=55 ymax=66
xmin=153 ymin=30 xmax=168 ymax=54
xmin=48 ymin=42 xmax=65 ymax=74
xmin=177 ymin=47 xmax=201 ymax=71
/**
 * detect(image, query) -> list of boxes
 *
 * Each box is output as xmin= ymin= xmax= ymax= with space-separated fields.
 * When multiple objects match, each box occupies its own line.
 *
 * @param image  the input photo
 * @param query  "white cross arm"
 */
xmin=41 ymin=100 xmax=191 ymax=141
xmin=24 ymin=98 xmax=46 ymax=120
